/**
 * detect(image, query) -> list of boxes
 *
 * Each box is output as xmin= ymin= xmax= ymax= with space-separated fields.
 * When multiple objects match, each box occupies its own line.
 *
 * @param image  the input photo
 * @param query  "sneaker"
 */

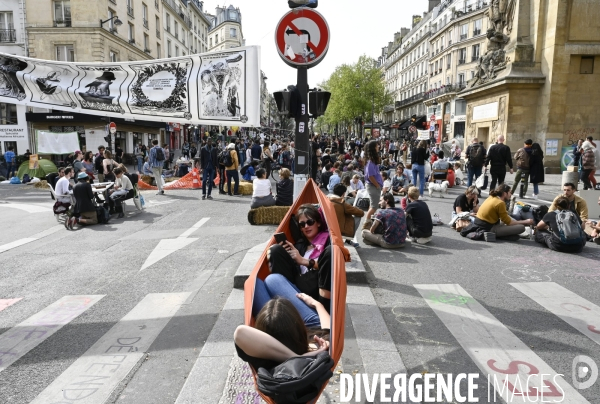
xmin=68 ymin=217 xmax=77 ymax=230
xmin=594 ymin=237 xmax=600 ymax=245
xmin=419 ymin=196 xmax=428 ymax=201
xmin=64 ymin=216 xmax=70 ymax=230
xmin=202 ymin=195 xmax=206 ymax=200
xmin=416 ymin=236 xmax=432 ymax=244
xmin=156 ymin=190 xmax=164 ymax=195
xmin=532 ymin=194 xmax=538 ymax=200
xmin=219 ymin=191 xmax=227 ymax=195
xmin=233 ymin=193 xmax=243 ymax=196
xmin=207 ymin=195 xmax=213 ymax=200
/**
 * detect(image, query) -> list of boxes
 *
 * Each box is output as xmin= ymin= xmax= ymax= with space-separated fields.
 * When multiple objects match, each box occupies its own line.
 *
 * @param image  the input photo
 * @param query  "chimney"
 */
xmin=423 ymin=12 xmax=427 ymax=18
xmin=412 ymin=15 xmax=422 ymax=27
xmin=394 ymin=32 xmax=401 ymax=42
xmin=401 ymin=28 xmax=410 ymax=37
xmin=429 ymin=0 xmax=441 ymax=12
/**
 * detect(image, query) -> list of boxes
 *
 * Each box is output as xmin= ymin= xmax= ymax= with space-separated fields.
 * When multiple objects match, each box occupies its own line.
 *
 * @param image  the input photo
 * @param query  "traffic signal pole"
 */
xmin=295 ymin=66 xmax=310 ymax=177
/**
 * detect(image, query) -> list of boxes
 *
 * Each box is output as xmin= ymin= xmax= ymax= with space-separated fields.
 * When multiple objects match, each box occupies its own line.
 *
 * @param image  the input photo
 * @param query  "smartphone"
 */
xmin=274 ymin=232 xmax=287 ymax=244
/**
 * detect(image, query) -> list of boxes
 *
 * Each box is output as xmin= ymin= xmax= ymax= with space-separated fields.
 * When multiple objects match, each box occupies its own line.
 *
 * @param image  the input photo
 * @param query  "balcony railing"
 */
xmin=144 ymin=48 xmax=151 ymax=54
xmin=166 ymin=25 xmax=170 ymax=33
xmin=425 ymin=84 xmax=467 ymax=99
xmin=127 ymin=6 xmax=134 ymax=17
xmin=129 ymin=38 xmax=135 ymax=44
xmin=448 ymin=39 xmax=452 ymax=46
xmin=473 ymin=29 xmax=481 ymax=36
xmin=395 ymin=92 xmax=425 ymax=109
xmin=53 ymin=19 xmax=72 ymax=27
xmin=460 ymin=34 xmax=467 ymax=41
xmin=0 ymin=29 xmax=16 ymax=43
xmin=458 ymin=58 xmax=466 ymax=65
xmin=109 ymin=0 xmax=116 ymax=4
xmin=472 ymin=56 xmax=479 ymax=62
xmin=143 ymin=19 xmax=148 ymax=29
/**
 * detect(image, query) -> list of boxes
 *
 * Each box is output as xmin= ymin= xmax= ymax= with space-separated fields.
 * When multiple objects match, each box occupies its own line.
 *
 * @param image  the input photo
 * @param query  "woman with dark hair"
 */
xmin=529 ymin=143 xmax=545 ymax=199
xmin=268 ymin=204 xmax=332 ymax=310
xmin=411 ymin=140 xmax=429 ymax=199
xmin=234 ymin=297 xmax=330 ymax=371
xmin=474 ymin=184 xmax=533 ymax=239
xmin=362 ymin=140 xmax=383 ymax=229
xmin=82 ymin=151 xmax=95 ymax=181
xmin=262 ymin=140 xmax=273 ymax=179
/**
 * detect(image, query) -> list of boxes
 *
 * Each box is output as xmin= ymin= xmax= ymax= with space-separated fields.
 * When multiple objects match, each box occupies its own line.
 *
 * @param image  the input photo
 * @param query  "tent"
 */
xmin=17 ymin=159 xmax=58 ymax=180
xmin=441 ymin=137 xmax=465 ymax=159
xmin=244 ymin=179 xmax=350 ymax=403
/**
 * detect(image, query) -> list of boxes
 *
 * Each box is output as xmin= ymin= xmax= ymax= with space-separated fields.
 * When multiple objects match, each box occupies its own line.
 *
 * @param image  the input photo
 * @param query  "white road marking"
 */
xmin=30 ymin=292 xmax=189 ymax=404
xmin=0 ymin=203 xmax=52 ymax=213
xmin=0 ymin=225 xmax=63 ymax=254
xmin=140 ymin=218 xmax=210 ymax=271
xmin=0 ymin=295 xmax=104 ymax=373
xmin=415 ymin=284 xmax=589 ymax=403
xmin=0 ymin=298 xmax=22 ymax=313
xmin=512 ymin=282 xmax=600 ymax=346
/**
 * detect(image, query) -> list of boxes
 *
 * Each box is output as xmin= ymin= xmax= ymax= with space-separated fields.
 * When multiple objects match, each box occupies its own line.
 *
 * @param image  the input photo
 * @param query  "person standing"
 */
xmin=200 ymin=138 xmax=218 ymax=200
xmin=225 ymin=143 xmax=241 ymax=196
xmin=465 ymin=138 xmax=486 ymax=187
xmin=134 ymin=143 xmax=144 ymax=174
xmin=410 ymin=140 xmax=429 ymax=199
xmin=3 ymin=146 xmax=16 ymax=178
xmin=163 ymin=144 xmax=171 ymax=170
xmin=584 ymin=136 xmax=599 ymax=189
xmin=485 ymin=135 xmax=513 ymax=190
xmin=511 ymin=139 xmax=533 ymax=196
xmin=529 ymin=143 xmax=545 ymax=199
xmin=182 ymin=141 xmax=190 ymax=159
xmin=310 ymin=134 xmax=321 ymax=182
xmin=580 ymin=142 xmax=596 ymax=190
xmin=262 ymin=140 xmax=274 ymax=179
xmin=362 ymin=140 xmax=383 ymax=229
xmin=149 ymin=140 xmax=166 ymax=195
xmin=115 ymin=145 xmax=123 ymax=164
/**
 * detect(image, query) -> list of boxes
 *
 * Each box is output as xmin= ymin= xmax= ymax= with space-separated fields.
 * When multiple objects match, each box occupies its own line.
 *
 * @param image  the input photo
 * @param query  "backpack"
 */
xmin=219 ymin=150 xmax=233 ymax=167
xmin=555 ymin=210 xmax=585 ymax=245
xmin=278 ymin=150 xmax=291 ymax=166
xmin=94 ymin=154 xmax=104 ymax=171
xmin=468 ymin=144 xmax=484 ymax=167
xmin=22 ymin=174 xmax=31 ymax=183
xmin=356 ymin=197 xmax=370 ymax=210
xmin=154 ymin=147 xmax=165 ymax=162
xmin=95 ymin=206 xmax=111 ymax=224
xmin=256 ymin=352 xmax=334 ymax=404
xmin=240 ymin=164 xmax=249 ymax=176
xmin=532 ymin=205 xmax=549 ymax=225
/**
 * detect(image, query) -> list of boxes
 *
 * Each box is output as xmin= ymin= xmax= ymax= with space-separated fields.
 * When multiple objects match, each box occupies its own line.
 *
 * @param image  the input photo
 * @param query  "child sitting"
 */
xmin=453 ymin=162 xmax=464 ymax=186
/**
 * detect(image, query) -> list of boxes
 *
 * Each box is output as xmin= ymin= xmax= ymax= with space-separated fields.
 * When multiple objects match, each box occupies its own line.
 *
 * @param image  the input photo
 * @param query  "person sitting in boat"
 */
xmin=234 ymin=297 xmax=330 ymax=374
xmin=268 ymin=204 xmax=332 ymax=312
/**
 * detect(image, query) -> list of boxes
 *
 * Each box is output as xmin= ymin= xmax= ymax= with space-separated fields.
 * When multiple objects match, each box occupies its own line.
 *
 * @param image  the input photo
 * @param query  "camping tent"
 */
xmin=17 ymin=159 xmax=57 ymax=180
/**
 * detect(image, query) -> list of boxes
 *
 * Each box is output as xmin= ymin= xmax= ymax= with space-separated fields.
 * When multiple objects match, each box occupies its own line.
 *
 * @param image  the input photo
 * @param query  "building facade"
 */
xmin=425 ymin=0 xmax=489 ymax=142
xmin=0 ymin=0 xmax=29 ymax=155
xmin=206 ymin=5 xmax=243 ymax=52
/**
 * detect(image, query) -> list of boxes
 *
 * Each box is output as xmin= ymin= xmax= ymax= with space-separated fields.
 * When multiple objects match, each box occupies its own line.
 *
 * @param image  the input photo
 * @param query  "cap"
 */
xmin=77 ymin=172 xmax=88 ymax=180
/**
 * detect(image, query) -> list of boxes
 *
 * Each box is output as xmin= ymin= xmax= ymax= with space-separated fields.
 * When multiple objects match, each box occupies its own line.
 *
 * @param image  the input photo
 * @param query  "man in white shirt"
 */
xmin=55 ymin=167 xmax=73 ymax=203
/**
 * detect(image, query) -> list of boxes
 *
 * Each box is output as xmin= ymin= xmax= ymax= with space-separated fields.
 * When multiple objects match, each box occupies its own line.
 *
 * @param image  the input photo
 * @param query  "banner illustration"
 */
xmin=0 ymin=46 xmax=260 ymax=126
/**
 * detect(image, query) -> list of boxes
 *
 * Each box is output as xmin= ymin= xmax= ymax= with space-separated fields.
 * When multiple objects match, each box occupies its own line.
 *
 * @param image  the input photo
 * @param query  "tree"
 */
xmin=319 ymin=55 xmax=393 ymax=132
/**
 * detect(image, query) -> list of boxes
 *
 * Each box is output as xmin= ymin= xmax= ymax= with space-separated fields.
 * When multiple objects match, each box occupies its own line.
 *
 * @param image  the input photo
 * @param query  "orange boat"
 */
xmin=243 ymin=179 xmax=350 ymax=403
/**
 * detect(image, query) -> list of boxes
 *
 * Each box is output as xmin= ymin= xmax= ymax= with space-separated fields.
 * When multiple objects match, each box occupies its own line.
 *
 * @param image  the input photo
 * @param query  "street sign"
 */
xmin=109 ymin=122 xmax=117 ymax=134
xmin=430 ymin=114 xmax=436 ymax=121
xmin=408 ymin=125 xmax=417 ymax=134
xmin=275 ymin=8 xmax=330 ymax=69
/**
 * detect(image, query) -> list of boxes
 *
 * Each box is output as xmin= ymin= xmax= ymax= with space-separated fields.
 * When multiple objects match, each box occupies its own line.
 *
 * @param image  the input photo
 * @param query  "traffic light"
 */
xmin=104 ymin=134 xmax=111 ymax=144
xmin=308 ymin=90 xmax=331 ymax=117
xmin=288 ymin=0 xmax=318 ymax=9
xmin=273 ymin=90 xmax=291 ymax=116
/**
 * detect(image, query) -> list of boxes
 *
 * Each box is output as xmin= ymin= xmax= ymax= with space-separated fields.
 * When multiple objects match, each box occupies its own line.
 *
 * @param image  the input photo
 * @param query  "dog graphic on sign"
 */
xmin=284 ymin=29 xmax=316 ymax=63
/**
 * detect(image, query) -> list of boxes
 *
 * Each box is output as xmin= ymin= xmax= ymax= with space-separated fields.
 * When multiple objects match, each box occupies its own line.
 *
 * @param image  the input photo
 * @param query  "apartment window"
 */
xmin=183 ymin=51 xmax=186 ymax=56
xmin=53 ymin=0 xmax=71 ymax=26
xmin=128 ymin=23 xmax=135 ymax=43
xmin=458 ymin=48 xmax=467 ymax=64
xmin=166 ymin=14 xmax=170 ymax=32
xmin=447 ymin=54 xmax=451 ymax=69
xmin=144 ymin=34 xmax=149 ymax=51
xmin=581 ymin=56 xmax=594 ymax=74
xmin=126 ymin=0 xmax=134 ymax=17
xmin=109 ymin=50 xmax=118 ymax=62
xmin=142 ymin=4 xmax=148 ymax=28
xmin=230 ymin=28 xmax=236 ymax=38
xmin=156 ymin=16 xmax=160 ymax=38
xmin=155 ymin=0 xmax=159 ymax=9
xmin=209 ymin=37 xmax=212 ymax=47
xmin=0 ymin=12 xmax=14 ymax=42
xmin=175 ymin=45 xmax=179 ymax=56
xmin=215 ymin=33 xmax=218 ymax=43
xmin=55 ymin=45 xmax=74 ymax=61
xmin=167 ymin=40 xmax=171 ymax=57
xmin=474 ymin=19 xmax=482 ymax=36
xmin=460 ymin=24 xmax=468 ymax=40
xmin=472 ymin=44 xmax=480 ymax=62
xmin=174 ymin=21 xmax=178 ymax=38
xmin=0 ymin=103 xmax=17 ymax=125
xmin=455 ymin=99 xmax=466 ymax=115
xmin=458 ymin=73 xmax=465 ymax=85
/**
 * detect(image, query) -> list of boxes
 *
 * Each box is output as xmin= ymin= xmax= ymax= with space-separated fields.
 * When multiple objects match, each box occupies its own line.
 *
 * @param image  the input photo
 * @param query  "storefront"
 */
xmin=0 ymin=103 xmax=30 ymax=156
xmin=26 ymin=111 xmax=166 ymax=156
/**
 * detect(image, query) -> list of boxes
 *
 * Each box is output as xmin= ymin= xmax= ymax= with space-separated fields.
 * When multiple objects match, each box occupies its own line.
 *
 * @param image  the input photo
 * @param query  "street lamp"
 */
xmin=356 ymin=84 xmax=375 ymax=139
xmin=100 ymin=16 xmax=123 ymax=28
xmin=264 ymin=76 xmax=271 ymax=134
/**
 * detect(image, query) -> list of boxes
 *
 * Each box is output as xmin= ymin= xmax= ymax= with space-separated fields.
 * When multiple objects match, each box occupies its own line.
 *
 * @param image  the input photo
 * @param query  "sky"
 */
xmin=204 ymin=0 xmax=430 ymax=92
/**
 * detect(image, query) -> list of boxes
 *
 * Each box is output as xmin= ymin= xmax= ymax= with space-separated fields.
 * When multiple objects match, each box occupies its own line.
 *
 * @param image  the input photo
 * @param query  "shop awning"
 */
xmin=399 ymin=115 xmax=426 ymax=130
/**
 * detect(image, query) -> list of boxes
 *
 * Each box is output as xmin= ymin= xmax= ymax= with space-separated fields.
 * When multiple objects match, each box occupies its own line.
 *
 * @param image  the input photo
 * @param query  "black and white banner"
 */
xmin=0 ymin=46 xmax=261 ymax=126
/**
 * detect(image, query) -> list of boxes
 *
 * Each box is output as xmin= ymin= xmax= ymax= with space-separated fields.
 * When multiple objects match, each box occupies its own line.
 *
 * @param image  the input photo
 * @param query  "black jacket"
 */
xmin=275 ymin=178 xmax=293 ymax=206
xmin=411 ymin=147 xmax=429 ymax=166
xmin=73 ymin=182 xmax=95 ymax=215
xmin=200 ymin=145 xmax=218 ymax=170
xmin=529 ymin=151 xmax=545 ymax=184
xmin=485 ymin=143 xmax=513 ymax=169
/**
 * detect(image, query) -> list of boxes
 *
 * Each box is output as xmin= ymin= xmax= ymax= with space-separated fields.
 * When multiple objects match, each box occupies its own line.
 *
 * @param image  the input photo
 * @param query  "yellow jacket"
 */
xmin=225 ymin=149 xmax=239 ymax=170
xmin=549 ymin=194 xmax=588 ymax=221
xmin=476 ymin=196 xmax=512 ymax=225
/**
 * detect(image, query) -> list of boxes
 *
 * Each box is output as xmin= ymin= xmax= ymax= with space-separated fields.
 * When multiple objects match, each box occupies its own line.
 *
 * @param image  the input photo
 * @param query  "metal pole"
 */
xmin=295 ymin=66 xmax=310 ymax=177
xmin=371 ymin=92 xmax=374 ymax=138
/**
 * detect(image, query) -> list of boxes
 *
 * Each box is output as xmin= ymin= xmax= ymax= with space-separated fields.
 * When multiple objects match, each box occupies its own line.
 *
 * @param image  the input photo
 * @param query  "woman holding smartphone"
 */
xmin=362 ymin=140 xmax=383 ymax=229
xmin=268 ymin=204 xmax=332 ymax=311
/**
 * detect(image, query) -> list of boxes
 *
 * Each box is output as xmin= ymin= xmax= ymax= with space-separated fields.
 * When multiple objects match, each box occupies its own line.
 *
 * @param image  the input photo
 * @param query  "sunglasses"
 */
xmin=298 ymin=218 xmax=316 ymax=228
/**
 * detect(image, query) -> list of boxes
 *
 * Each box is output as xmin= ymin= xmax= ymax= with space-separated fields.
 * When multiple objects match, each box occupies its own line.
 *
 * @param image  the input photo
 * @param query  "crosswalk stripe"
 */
xmin=0 ymin=298 xmax=22 ymax=313
xmin=30 ymin=292 xmax=190 ymax=404
xmin=415 ymin=284 xmax=589 ymax=403
xmin=0 ymin=295 xmax=104 ymax=373
xmin=512 ymin=282 xmax=600 ymax=346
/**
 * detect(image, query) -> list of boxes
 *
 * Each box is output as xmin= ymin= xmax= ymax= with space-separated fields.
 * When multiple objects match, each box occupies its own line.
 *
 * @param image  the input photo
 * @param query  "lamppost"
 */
xmin=355 ymin=84 xmax=375 ymax=139
xmin=263 ymin=76 xmax=270 ymax=135
xmin=431 ymin=99 xmax=438 ymax=144
xmin=100 ymin=16 xmax=123 ymax=28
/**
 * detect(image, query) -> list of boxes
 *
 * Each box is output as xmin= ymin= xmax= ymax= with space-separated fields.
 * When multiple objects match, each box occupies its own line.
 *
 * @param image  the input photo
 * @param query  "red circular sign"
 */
xmin=430 ymin=115 xmax=436 ymax=121
xmin=275 ymin=8 xmax=330 ymax=69
xmin=409 ymin=125 xmax=417 ymax=133
xmin=109 ymin=122 xmax=117 ymax=134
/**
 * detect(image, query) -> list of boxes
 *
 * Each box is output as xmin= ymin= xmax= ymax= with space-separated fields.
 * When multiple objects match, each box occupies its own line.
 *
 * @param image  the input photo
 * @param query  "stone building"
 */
xmin=425 ymin=0 xmax=490 ymax=142
xmin=460 ymin=0 xmax=600 ymax=172
xmin=0 ymin=0 xmax=29 ymax=155
xmin=162 ymin=0 xmax=210 ymax=58
xmin=206 ymin=5 xmax=244 ymax=52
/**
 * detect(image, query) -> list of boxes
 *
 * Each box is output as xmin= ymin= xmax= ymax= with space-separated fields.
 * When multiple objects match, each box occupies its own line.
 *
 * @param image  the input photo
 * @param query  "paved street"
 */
xmin=1 ymin=175 xmax=600 ymax=403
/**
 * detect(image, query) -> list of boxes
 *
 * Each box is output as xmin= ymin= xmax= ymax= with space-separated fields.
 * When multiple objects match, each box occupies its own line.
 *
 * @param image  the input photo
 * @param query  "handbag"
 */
xmin=475 ymin=169 xmax=489 ymax=190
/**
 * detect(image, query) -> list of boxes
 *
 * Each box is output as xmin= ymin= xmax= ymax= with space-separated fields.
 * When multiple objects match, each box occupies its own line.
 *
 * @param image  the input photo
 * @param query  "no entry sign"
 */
xmin=109 ymin=122 xmax=117 ymax=134
xmin=275 ymin=8 xmax=330 ymax=69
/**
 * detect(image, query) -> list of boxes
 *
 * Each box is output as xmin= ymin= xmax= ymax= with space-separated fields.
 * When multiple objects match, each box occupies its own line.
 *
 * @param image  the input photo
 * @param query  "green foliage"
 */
xmin=319 ymin=55 xmax=393 ymax=127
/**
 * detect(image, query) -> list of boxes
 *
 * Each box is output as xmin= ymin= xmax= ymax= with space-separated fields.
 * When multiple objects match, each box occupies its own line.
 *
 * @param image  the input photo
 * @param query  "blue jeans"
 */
xmin=202 ymin=166 xmax=215 ymax=196
xmin=239 ymin=151 xmax=245 ymax=167
xmin=136 ymin=156 xmax=143 ymax=173
xmin=5 ymin=162 xmax=16 ymax=178
xmin=252 ymin=274 xmax=321 ymax=328
xmin=533 ymin=182 xmax=539 ymax=195
xmin=411 ymin=164 xmax=426 ymax=196
xmin=467 ymin=166 xmax=482 ymax=187
xmin=226 ymin=169 xmax=239 ymax=194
